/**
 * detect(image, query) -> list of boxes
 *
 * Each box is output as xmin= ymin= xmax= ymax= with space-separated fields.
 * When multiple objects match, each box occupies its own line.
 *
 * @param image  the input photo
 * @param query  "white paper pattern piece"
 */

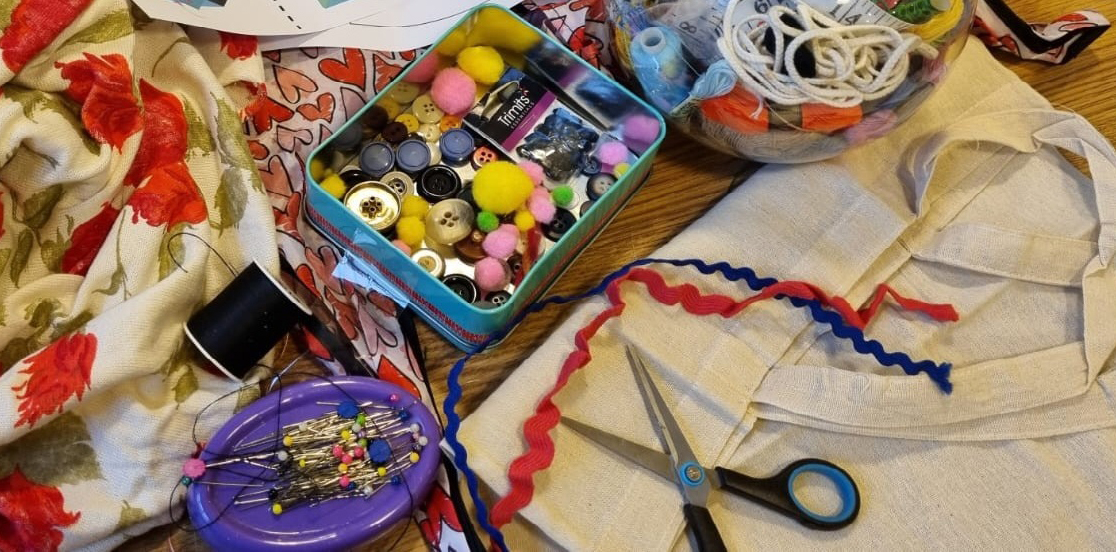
xmin=259 ymin=0 xmax=523 ymax=52
xmin=133 ymin=0 xmax=396 ymax=35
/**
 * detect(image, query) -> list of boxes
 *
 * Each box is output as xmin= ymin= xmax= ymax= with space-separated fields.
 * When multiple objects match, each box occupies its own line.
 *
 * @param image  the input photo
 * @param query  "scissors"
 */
xmin=562 ymin=345 xmax=860 ymax=552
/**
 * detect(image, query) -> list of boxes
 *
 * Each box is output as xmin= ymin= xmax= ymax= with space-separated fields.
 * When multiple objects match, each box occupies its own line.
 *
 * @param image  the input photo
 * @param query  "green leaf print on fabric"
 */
xmin=0 ymin=412 xmax=103 ymax=485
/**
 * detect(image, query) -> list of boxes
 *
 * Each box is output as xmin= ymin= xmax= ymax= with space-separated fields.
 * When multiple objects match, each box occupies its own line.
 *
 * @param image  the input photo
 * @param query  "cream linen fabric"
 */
xmin=457 ymin=36 xmax=1116 ymax=550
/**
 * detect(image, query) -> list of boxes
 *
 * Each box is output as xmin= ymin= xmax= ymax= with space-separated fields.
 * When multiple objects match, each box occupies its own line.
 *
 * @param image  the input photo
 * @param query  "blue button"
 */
xmin=333 ymin=123 xmax=363 ymax=153
xmin=439 ymin=129 xmax=476 ymax=165
xmin=359 ymin=141 xmax=394 ymax=178
xmin=396 ymin=139 xmax=432 ymax=174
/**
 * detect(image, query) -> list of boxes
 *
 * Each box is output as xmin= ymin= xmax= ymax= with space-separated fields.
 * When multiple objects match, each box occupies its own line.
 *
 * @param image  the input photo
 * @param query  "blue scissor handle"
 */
xmin=714 ymin=458 xmax=860 ymax=530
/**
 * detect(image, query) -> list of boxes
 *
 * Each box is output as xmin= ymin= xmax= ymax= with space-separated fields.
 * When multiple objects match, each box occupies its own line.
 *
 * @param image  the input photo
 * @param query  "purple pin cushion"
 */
xmin=186 ymin=377 xmax=441 ymax=552
xmin=359 ymin=141 xmax=395 ymax=179
xmin=396 ymin=139 xmax=432 ymax=174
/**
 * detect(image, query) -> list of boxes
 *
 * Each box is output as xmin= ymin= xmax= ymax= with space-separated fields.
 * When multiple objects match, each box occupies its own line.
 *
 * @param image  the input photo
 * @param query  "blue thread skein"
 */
xmin=631 ymin=26 xmax=695 ymax=112
xmin=691 ymin=59 xmax=738 ymax=100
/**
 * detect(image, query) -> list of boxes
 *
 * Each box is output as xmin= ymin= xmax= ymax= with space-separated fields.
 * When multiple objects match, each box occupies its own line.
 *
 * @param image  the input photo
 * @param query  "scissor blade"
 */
xmin=626 ymin=345 xmax=713 ymax=508
xmin=560 ymin=416 xmax=675 ymax=481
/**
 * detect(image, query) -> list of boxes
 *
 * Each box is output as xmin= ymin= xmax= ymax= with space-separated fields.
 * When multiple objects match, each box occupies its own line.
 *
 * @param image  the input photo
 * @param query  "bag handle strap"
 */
xmin=901 ymin=109 xmax=1116 ymax=266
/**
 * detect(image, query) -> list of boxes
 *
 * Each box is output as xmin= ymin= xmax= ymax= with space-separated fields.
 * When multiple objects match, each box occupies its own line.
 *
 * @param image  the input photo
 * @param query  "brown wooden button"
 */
xmin=453 ymin=229 xmax=487 ymax=263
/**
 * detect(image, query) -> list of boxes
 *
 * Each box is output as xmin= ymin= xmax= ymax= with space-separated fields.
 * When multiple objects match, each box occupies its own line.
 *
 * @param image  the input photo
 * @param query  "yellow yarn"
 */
xmin=320 ymin=174 xmax=347 ymax=199
xmin=914 ymin=0 xmax=965 ymax=43
xmin=457 ymin=46 xmax=505 ymax=85
xmin=472 ymin=161 xmax=533 ymax=215
xmin=396 ymin=216 xmax=426 ymax=249
xmin=513 ymin=210 xmax=536 ymax=232
xmin=465 ymin=7 xmax=541 ymax=53
xmin=437 ymin=27 xmax=468 ymax=57
xmin=401 ymin=195 xmax=430 ymax=218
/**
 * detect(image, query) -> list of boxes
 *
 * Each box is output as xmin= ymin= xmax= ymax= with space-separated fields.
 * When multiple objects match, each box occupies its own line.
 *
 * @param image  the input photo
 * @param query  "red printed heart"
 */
xmin=244 ymin=95 xmax=294 ymax=134
xmin=296 ymin=93 xmax=335 ymax=123
xmin=274 ymin=65 xmax=317 ymax=104
xmin=258 ymin=155 xmax=292 ymax=195
xmin=319 ymin=49 xmax=366 ymax=89
xmin=276 ymin=124 xmax=313 ymax=152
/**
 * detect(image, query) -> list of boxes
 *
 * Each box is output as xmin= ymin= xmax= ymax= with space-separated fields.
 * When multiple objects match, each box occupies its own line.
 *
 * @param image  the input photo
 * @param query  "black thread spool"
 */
xmin=184 ymin=260 xmax=312 ymax=380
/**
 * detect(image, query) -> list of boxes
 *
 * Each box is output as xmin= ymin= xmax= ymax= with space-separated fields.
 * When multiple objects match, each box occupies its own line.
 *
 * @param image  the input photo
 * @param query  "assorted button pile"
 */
xmin=311 ymin=39 xmax=637 ymax=309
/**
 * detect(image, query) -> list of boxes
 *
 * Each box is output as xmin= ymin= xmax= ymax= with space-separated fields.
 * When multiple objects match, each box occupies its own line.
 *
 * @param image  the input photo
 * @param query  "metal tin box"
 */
xmin=304 ymin=5 xmax=665 ymax=351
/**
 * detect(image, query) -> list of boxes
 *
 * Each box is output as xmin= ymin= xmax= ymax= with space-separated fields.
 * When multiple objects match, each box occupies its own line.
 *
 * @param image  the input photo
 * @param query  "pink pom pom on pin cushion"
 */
xmin=431 ymin=68 xmax=477 ymax=115
xmin=475 ymin=257 xmax=512 ymax=292
xmin=183 ymin=458 xmax=206 ymax=478
xmin=517 ymin=160 xmax=545 ymax=186
xmin=404 ymin=54 xmax=441 ymax=83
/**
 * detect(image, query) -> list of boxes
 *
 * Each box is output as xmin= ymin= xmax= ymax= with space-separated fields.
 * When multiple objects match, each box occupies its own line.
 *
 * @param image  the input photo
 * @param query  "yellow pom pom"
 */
xmin=514 ymin=210 xmax=535 ymax=232
xmin=401 ymin=195 xmax=430 ymax=218
xmin=375 ymin=97 xmax=402 ymax=120
xmin=472 ymin=161 xmax=533 ymax=215
xmin=396 ymin=216 xmax=426 ymax=249
xmin=309 ymin=157 xmax=326 ymax=181
xmin=466 ymin=7 xmax=541 ymax=53
xmin=320 ymin=174 xmax=347 ymax=199
xmin=436 ymin=27 xmax=468 ymax=57
xmin=457 ymin=46 xmax=505 ymax=85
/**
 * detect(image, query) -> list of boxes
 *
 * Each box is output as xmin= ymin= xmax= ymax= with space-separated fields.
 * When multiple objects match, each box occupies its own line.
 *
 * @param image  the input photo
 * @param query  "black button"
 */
xmin=580 ymin=201 xmax=594 ymax=217
xmin=487 ymin=290 xmax=511 ymax=306
xmin=585 ymin=174 xmax=616 ymax=201
xmin=541 ymin=208 xmax=576 ymax=242
xmin=507 ymin=254 xmax=523 ymax=277
xmin=581 ymin=155 xmax=601 ymax=175
xmin=340 ymin=169 xmax=374 ymax=188
xmin=442 ymin=274 xmax=478 ymax=303
xmin=418 ymin=165 xmax=462 ymax=202
xmin=362 ymin=104 xmax=389 ymax=132
xmin=456 ymin=184 xmax=476 ymax=208
xmin=381 ymin=121 xmax=409 ymax=145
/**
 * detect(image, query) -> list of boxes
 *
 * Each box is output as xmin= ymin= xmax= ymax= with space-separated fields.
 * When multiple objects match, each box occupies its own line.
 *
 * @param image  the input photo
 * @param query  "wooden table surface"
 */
xmin=125 ymin=3 xmax=1116 ymax=550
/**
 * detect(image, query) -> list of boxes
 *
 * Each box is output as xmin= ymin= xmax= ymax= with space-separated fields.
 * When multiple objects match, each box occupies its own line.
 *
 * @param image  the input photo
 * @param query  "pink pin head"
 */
xmin=339 ymin=474 xmax=351 ymax=488
xmin=341 ymin=453 xmax=353 ymax=464
xmin=183 ymin=458 xmax=206 ymax=478
xmin=353 ymin=447 xmax=365 ymax=459
xmin=332 ymin=444 xmax=344 ymax=458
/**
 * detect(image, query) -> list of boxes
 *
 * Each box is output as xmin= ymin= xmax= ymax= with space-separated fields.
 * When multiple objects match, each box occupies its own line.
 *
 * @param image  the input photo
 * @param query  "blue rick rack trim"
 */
xmin=443 ymin=258 xmax=954 ymax=551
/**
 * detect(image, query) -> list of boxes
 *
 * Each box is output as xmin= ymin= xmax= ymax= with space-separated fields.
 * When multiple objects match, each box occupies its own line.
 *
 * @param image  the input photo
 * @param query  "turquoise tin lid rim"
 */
xmin=304 ymin=3 xmax=667 ymax=317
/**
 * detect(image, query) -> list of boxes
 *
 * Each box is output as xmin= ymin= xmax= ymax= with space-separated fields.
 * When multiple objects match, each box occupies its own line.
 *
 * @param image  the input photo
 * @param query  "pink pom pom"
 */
xmin=392 ymin=239 xmax=412 ymax=256
xmin=482 ymin=225 xmax=519 ymax=259
xmin=528 ymin=192 xmax=556 ymax=224
xmin=404 ymin=54 xmax=441 ymax=83
xmin=517 ymin=160 xmax=545 ymax=186
xmin=475 ymin=257 xmax=511 ymax=292
xmin=622 ymin=114 xmax=661 ymax=151
xmin=431 ymin=68 xmax=477 ymax=115
xmin=183 ymin=458 xmax=206 ymax=478
xmin=597 ymin=141 xmax=630 ymax=167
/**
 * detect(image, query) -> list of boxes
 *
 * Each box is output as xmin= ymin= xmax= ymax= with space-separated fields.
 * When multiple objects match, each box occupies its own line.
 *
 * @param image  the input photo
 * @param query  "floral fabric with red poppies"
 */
xmin=0 ymin=1 xmax=276 ymax=550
